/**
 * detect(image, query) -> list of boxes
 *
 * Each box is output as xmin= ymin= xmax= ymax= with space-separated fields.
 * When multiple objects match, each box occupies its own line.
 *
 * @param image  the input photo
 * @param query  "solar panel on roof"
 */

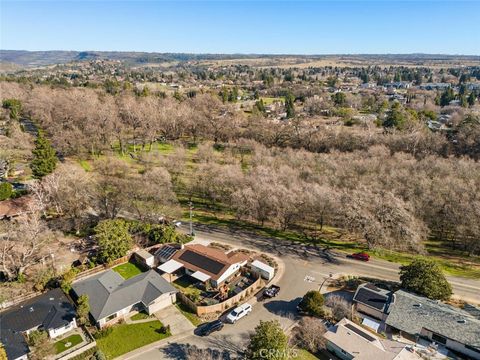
xmin=345 ymin=323 xmax=376 ymax=342
xmin=354 ymin=288 xmax=387 ymax=310
xmin=157 ymin=246 xmax=177 ymax=260
xmin=179 ymin=250 xmax=225 ymax=275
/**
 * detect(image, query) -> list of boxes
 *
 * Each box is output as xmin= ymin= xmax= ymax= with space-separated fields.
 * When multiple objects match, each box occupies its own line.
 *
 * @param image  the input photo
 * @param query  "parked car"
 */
xmin=196 ymin=319 xmax=224 ymax=336
xmin=347 ymin=252 xmax=370 ymax=261
xmin=263 ymin=285 xmax=280 ymax=298
xmin=226 ymin=303 xmax=252 ymax=323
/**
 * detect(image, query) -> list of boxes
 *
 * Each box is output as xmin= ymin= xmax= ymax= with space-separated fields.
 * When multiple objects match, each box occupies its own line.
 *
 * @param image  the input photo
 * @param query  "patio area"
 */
xmin=172 ymin=272 xmax=256 ymax=306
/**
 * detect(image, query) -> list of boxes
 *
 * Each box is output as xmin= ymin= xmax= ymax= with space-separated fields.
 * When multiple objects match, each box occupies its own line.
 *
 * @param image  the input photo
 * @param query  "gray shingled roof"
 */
xmin=0 ymin=288 xmax=76 ymax=360
xmin=386 ymin=290 xmax=480 ymax=349
xmin=72 ymin=269 xmax=177 ymax=321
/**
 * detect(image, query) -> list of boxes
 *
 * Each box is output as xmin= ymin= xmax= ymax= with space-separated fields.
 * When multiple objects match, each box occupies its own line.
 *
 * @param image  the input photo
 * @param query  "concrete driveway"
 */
xmin=124 ymin=224 xmax=480 ymax=360
xmin=155 ymin=305 xmax=195 ymax=335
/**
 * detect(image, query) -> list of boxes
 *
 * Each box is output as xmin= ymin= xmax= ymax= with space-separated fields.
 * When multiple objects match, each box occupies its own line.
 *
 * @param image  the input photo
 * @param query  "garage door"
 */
xmin=148 ymin=293 xmax=175 ymax=314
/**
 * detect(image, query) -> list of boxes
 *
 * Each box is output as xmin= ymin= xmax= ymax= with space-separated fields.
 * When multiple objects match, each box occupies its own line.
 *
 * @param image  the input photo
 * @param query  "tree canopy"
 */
xmin=298 ymin=290 xmax=325 ymax=317
xmin=246 ymin=320 xmax=290 ymax=360
xmin=94 ymin=219 xmax=133 ymax=263
xmin=30 ymin=131 xmax=57 ymax=178
xmin=399 ymin=259 xmax=452 ymax=300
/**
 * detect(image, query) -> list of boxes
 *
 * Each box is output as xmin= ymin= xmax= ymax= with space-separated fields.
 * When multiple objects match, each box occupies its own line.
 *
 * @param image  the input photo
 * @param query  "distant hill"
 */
xmin=1 ymin=50 xmax=479 ymax=68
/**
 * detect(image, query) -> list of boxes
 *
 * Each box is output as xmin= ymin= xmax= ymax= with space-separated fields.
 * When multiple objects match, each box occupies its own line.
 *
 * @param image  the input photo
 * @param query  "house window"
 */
xmin=432 ymin=333 xmax=447 ymax=345
xmin=106 ymin=313 xmax=117 ymax=322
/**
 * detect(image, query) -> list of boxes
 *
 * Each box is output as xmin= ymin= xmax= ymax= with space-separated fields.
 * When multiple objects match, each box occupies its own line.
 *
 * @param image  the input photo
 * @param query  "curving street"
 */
xmin=123 ymin=224 xmax=480 ymax=360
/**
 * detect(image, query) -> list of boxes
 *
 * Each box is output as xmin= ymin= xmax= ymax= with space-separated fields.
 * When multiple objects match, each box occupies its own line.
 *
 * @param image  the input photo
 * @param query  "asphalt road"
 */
xmin=126 ymin=224 xmax=480 ymax=360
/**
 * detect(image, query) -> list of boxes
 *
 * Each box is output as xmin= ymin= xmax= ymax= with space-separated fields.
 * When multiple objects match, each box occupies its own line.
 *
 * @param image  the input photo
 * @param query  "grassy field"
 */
xmin=96 ymin=320 xmax=170 ymax=359
xmin=175 ymin=303 xmax=202 ymax=326
xmin=184 ymin=209 xmax=480 ymax=279
xmin=112 ymin=262 xmax=145 ymax=280
xmin=54 ymin=334 xmax=83 ymax=354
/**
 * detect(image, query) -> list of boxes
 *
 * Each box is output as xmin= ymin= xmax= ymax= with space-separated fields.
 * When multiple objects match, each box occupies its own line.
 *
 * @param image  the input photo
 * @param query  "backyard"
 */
xmin=112 ymin=261 xmax=145 ymax=280
xmin=96 ymin=320 xmax=170 ymax=359
xmin=54 ymin=334 xmax=83 ymax=354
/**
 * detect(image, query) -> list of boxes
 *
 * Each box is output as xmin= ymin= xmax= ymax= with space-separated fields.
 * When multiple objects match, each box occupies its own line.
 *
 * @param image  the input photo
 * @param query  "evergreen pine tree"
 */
xmin=30 ymin=131 xmax=57 ymax=178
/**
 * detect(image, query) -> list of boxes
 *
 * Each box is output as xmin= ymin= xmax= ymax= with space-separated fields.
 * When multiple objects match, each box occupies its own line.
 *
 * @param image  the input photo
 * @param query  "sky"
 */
xmin=1 ymin=1 xmax=479 ymax=55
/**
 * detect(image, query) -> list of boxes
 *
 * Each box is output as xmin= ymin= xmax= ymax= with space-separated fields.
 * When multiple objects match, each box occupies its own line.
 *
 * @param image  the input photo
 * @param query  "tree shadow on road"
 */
xmin=191 ymin=223 xmax=341 ymax=265
xmin=263 ymin=297 xmax=302 ymax=319
xmin=160 ymin=342 xmax=236 ymax=360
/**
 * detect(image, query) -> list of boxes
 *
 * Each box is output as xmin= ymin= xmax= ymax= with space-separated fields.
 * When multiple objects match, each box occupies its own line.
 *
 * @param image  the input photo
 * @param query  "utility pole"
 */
xmin=189 ymin=201 xmax=194 ymax=236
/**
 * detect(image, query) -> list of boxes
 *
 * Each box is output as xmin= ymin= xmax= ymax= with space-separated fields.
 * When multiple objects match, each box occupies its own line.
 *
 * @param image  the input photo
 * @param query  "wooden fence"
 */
xmin=178 ymin=276 xmax=263 ymax=316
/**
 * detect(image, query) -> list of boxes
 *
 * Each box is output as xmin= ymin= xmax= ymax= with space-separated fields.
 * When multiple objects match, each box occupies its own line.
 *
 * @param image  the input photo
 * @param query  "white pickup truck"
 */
xmin=226 ymin=303 xmax=252 ymax=323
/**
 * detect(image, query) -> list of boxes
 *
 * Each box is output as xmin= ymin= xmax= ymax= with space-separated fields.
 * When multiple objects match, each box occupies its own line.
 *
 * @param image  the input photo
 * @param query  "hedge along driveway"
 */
xmin=96 ymin=320 xmax=170 ymax=359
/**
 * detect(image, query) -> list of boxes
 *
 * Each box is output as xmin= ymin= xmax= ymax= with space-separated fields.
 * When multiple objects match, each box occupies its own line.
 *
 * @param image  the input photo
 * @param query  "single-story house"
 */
xmin=72 ymin=269 xmax=177 ymax=328
xmin=386 ymin=290 xmax=480 ymax=360
xmin=133 ymin=249 xmax=154 ymax=268
xmin=353 ymin=283 xmax=392 ymax=321
xmin=324 ymin=318 xmax=419 ymax=360
xmin=158 ymin=244 xmax=249 ymax=288
xmin=0 ymin=288 xmax=77 ymax=360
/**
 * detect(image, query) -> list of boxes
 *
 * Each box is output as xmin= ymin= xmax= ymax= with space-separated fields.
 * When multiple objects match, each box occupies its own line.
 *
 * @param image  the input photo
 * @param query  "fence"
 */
xmin=0 ymin=291 xmax=42 ymax=310
xmin=177 ymin=276 xmax=263 ymax=316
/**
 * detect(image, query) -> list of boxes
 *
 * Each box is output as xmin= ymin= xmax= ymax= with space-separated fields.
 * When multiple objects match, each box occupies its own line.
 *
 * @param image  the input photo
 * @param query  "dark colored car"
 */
xmin=347 ymin=252 xmax=370 ymax=261
xmin=263 ymin=285 xmax=280 ymax=298
xmin=196 ymin=320 xmax=224 ymax=336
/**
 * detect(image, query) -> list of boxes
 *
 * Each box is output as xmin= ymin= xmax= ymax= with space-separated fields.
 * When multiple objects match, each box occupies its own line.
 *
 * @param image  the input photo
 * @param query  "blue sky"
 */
xmin=1 ymin=1 xmax=479 ymax=54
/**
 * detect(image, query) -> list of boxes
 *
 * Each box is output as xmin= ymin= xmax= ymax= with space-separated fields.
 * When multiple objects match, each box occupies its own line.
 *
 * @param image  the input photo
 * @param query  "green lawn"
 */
xmin=54 ymin=334 xmax=83 ymax=354
xmin=131 ymin=311 xmax=153 ymax=321
xmin=292 ymin=349 xmax=320 ymax=360
xmin=112 ymin=262 xmax=145 ymax=280
xmin=175 ymin=303 xmax=202 ymax=326
xmin=96 ymin=320 xmax=170 ymax=359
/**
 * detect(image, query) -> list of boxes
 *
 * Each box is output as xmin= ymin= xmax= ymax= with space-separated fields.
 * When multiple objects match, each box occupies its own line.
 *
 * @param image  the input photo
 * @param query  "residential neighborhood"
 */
xmin=1 ymin=1 xmax=480 ymax=359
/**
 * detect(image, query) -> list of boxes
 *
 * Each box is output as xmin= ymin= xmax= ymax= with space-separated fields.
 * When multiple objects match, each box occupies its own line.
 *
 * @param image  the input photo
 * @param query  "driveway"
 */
xmin=155 ymin=305 xmax=195 ymax=335
xmin=124 ymin=224 xmax=480 ymax=359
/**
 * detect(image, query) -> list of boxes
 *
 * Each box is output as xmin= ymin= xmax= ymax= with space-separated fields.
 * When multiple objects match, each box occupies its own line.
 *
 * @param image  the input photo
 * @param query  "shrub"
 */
xmin=60 ymin=267 xmax=80 ymax=294
xmin=298 ymin=290 xmax=325 ymax=317
xmin=93 ymin=327 xmax=113 ymax=339
xmin=94 ymin=350 xmax=107 ymax=360
xmin=0 ymin=182 xmax=13 ymax=201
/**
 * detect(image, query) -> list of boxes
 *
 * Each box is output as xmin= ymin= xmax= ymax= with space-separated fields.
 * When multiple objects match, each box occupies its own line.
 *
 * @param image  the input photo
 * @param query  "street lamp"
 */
xmin=319 ymin=273 xmax=333 ymax=292
xmin=189 ymin=201 xmax=194 ymax=236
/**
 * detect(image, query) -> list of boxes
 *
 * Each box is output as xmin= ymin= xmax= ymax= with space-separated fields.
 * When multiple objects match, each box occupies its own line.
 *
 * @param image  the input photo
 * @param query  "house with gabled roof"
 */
xmin=158 ymin=244 xmax=249 ymax=288
xmin=0 ymin=288 xmax=77 ymax=360
xmin=386 ymin=290 xmax=480 ymax=359
xmin=353 ymin=283 xmax=393 ymax=321
xmin=324 ymin=318 xmax=420 ymax=360
xmin=72 ymin=269 xmax=177 ymax=328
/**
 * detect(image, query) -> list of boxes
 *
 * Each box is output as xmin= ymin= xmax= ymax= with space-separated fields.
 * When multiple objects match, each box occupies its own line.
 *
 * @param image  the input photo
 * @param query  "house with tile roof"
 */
xmin=158 ymin=244 xmax=249 ymax=288
xmin=0 ymin=288 xmax=77 ymax=360
xmin=71 ymin=269 xmax=177 ymax=328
